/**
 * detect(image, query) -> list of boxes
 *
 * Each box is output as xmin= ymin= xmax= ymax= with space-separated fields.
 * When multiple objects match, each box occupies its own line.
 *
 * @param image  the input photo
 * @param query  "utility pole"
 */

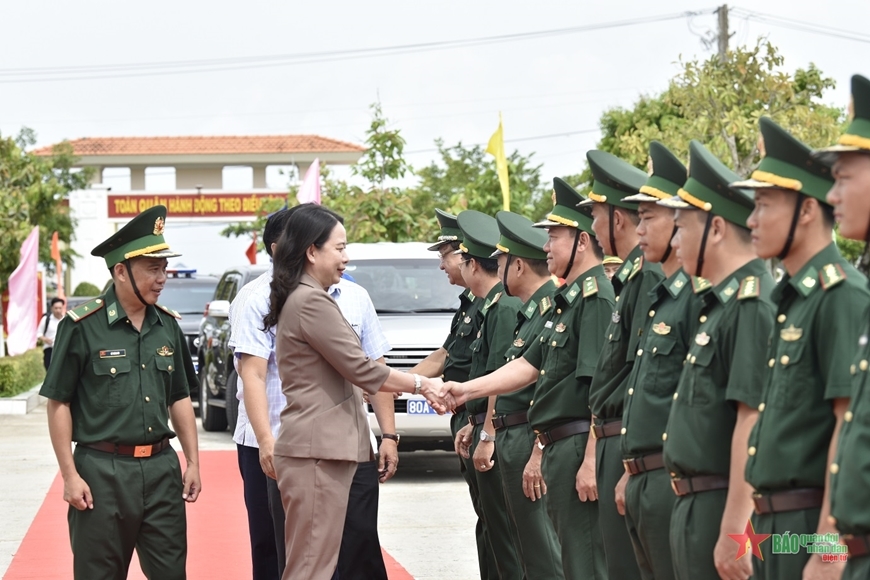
xmin=717 ymin=4 xmax=729 ymax=64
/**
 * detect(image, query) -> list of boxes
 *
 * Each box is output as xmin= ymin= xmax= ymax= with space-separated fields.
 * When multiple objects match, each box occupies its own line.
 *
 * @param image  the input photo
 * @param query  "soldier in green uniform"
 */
xmin=577 ymin=150 xmax=664 ymax=580
xmin=40 ymin=205 xmax=201 ymax=580
xmin=445 ymin=179 xmax=613 ymax=579
xmin=614 ymin=142 xmax=707 ymax=580
xmin=659 ymin=141 xmax=776 ymax=580
xmin=452 ymin=210 xmax=525 ymax=580
xmin=815 ymin=73 xmax=870 ymax=579
xmin=735 ymin=117 xmax=869 ymax=579
xmin=490 ymin=209 xmax=565 ymax=580
xmin=411 ymin=209 xmax=494 ymax=579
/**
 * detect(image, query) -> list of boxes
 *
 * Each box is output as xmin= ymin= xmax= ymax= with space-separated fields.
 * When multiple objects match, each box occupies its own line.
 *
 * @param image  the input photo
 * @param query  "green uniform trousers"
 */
xmin=541 ymin=433 xmax=606 ymax=579
xmin=495 ymin=424 xmax=565 ymax=580
xmin=670 ymin=488 xmax=727 ymax=580
xmin=470 ymin=424 xmax=524 ymax=580
xmin=751 ymin=508 xmax=820 ymax=579
xmin=595 ymin=434 xmax=642 ymax=580
xmin=844 ymin=554 xmax=870 ymax=579
xmin=624 ymin=468 xmax=677 ymax=580
xmin=69 ymin=445 xmax=186 ymax=580
xmin=452 ymin=411 xmax=498 ymax=580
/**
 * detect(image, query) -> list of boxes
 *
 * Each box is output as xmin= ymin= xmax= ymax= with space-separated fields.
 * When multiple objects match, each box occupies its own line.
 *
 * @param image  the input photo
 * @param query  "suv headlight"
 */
xmin=193 ymin=337 xmax=201 ymax=348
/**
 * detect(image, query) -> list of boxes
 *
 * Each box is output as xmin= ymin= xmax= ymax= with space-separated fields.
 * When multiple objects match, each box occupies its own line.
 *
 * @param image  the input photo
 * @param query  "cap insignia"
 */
xmin=153 ymin=216 xmax=165 ymax=236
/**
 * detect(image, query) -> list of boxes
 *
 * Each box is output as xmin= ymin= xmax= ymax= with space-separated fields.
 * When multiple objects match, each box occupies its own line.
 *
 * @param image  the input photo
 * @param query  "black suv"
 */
xmin=198 ymin=265 xmax=269 ymax=432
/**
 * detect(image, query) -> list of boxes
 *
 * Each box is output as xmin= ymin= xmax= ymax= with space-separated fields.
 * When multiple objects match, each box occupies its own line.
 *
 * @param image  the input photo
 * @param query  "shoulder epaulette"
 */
xmin=582 ymin=276 xmax=599 ymax=298
xmin=538 ymin=296 xmax=552 ymax=316
xmin=691 ymin=276 xmax=712 ymax=294
xmin=628 ymin=257 xmax=643 ymax=280
xmin=737 ymin=276 xmax=760 ymax=300
xmin=156 ymin=303 xmax=182 ymax=319
xmin=66 ymin=297 xmax=105 ymax=322
xmin=819 ymin=263 xmax=847 ymax=291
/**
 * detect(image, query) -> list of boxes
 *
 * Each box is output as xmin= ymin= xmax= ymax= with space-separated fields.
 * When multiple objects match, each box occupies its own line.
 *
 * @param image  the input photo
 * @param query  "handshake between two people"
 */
xmin=417 ymin=377 xmax=466 ymax=415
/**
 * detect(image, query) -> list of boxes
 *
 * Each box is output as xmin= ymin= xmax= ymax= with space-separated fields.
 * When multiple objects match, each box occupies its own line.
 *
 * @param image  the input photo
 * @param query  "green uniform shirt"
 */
xmin=39 ymin=284 xmax=196 ymax=445
xmin=589 ymin=245 xmax=664 ymax=420
xmin=495 ymin=280 xmax=558 ymax=415
xmin=442 ymin=289 xmax=481 ymax=383
xmin=663 ymin=259 xmax=775 ymax=478
xmin=747 ymin=244 xmax=868 ymax=492
xmin=524 ymin=265 xmax=615 ymax=433
xmin=467 ymin=282 xmax=522 ymax=414
xmin=620 ymin=269 xmax=709 ymax=459
xmin=831 ymin=314 xmax=870 ymax=534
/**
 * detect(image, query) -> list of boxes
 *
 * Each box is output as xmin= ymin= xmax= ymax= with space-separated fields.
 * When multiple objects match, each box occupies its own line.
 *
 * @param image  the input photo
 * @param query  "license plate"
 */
xmin=406 ymin=400 xmax=437 ymax=415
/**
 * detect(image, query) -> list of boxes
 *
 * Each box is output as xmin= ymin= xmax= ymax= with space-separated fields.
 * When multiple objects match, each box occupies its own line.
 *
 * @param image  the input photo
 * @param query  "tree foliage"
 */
xmin=0 ymin=129 xmax=93 ymax=291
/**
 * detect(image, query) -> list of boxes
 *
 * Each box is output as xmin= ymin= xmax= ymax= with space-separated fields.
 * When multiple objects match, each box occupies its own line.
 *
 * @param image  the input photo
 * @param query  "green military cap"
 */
xmin=731 ymin=117 xmax=833 ymax=202
xmin=490 ymin=211 xmax=548 ymax=260
xmin=623 ymin=141 xmax=687 ymax=203
xmin=602 ymin=255 xmax=623 ymax=266
xmin=659 ymin=141 xmax=754 ymax=226
xmin=577 ymin=150 xmax=648 ymax=209
xmin=427 ymin=208 xmax=463 ymax=251
xmin=533 ymin=177 xmax=594 ymax=233
xmin=455 ymin=210 xmax=500 ymax=259
xmin=814 ymin=74 xmax=870 ymax=164
xmin=91 ymin=205 xmax=181 ymax=268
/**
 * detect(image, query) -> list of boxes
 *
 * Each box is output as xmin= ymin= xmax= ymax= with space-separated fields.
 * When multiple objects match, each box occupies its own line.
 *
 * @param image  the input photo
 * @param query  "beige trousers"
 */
xmin=275 ymin=455 xmax=357 ymax=580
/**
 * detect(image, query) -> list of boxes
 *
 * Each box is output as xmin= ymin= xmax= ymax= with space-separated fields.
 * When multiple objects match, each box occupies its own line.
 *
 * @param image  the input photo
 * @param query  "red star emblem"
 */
xmin=728 ymin=519 xmax=771 ymax=560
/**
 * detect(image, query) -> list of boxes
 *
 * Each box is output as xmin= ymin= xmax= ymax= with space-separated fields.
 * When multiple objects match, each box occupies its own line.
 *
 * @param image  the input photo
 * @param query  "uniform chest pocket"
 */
xmin=92 ymin=358 xmax=133 ymax=408
xmin=769 ymin=339 xmax=808 ymax=410
xmin=606 ymin=316 xmax=623 ymax=343
xmin=643 ymin=335 xmax=678 ymax=395
xmin=457 ymin=321 xmax=474 ymax=339
xmin=470 ymin=337 xmax=483 ymax=355
xmin=685 ymin=344 xmax=715 ymax=406
xmin=549 ymin=331 xmax=569 ymax=349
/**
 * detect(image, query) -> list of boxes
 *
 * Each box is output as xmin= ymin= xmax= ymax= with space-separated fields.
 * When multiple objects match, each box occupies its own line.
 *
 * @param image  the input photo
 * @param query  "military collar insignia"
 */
xmin=717 ymin=278 xmax=740 ymax=303
xmin=668 ymin=271 xmax=689 ymax=297
xmin=695 ymin=332 xmax=711 ymax=346
xmin=819 ymin=263 xmax=847 ymax=291
xmin=555 ymin=323 xmax=567 ymax=333
xmin=780 ymin=325 xmax=803 ymax=342
xmin=615 ymin=259 xmax=633 ymax=283
xmin=737 ymin=276 xmax=760 ymax=300
xmin=156 ymin=345 xmax=174 ymax=356
xmin=153 ymin=216 xmax=165 ymax=236
xmin=652 ymin=321 xmax=671 ymax=335
xmin=628 ymin=256 xmax=643 ymax=281
xmin=483 ymin=291 xmax=502 ymax=312
xmin=539 ymin=296 xmax=552 ymax=316
xmin=524 ymin=300 xmax=538 ymax=320
xmin=795 ymin=266 xmax=819 ymax=297
xmin=582 ymin=276 xmax=599 ymax=298
xmin=612 ymin=310 xmax=621 ymax=324
xmin=692 ymin=276 xmax=712 ymax=294
xmin=106 ymin=301 xmax=121 ymax=324
xmin=513 ymin=337 xmax=526 ymax=348
xmin=565 ymin=283 xmax=581 ymax=304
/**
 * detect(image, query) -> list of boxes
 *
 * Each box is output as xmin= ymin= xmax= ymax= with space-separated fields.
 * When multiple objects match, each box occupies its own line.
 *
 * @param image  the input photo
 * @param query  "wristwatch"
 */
xmin=381 ymin=433 xmax=400 ymax=444
xmin=480 ymin=430 xmax=496 ymax=443
xmin=412 ymin=374 xmax=423 ymax=395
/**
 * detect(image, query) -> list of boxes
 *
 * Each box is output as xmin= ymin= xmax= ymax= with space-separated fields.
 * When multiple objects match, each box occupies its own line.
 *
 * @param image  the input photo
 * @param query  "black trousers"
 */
xmin=43 ymin=347 xmax=53 ymax=370
xmin=239 ymin=446 xmax=386 ymax=580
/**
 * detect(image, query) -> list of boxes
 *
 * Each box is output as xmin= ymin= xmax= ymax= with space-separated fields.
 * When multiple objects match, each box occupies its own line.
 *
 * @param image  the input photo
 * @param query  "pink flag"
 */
xmin=7 ymin=227 xmax=40 ymax=356
xmin=296 ymin=159 xmax=321 ymax=205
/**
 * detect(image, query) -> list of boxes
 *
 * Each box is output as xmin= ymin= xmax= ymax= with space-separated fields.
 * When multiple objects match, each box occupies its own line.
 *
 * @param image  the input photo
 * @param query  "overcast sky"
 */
xmin=3 ymin=0 xmax=869 ymax=276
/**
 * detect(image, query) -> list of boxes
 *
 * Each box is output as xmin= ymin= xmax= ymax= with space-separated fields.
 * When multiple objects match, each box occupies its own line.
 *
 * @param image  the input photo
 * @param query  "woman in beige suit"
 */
xmin=263 ymin=204 xmax=434 ymax=580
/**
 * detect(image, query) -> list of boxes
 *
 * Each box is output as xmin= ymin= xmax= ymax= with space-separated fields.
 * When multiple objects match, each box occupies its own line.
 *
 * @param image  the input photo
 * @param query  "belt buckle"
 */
xmin=591 ymin=424 xmax=598 ymax=439
xmin=133 ymin=445 xmax=153 ymax=458
xmin=623 ymin=459 xmax=633 ymax=475
xmin=671 ymin=477 xmax=682 ymax=496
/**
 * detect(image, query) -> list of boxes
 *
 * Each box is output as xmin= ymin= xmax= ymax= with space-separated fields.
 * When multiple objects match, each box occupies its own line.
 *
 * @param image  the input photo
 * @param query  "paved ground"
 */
xmin=0 ymin=403 xmax=479 ymax=579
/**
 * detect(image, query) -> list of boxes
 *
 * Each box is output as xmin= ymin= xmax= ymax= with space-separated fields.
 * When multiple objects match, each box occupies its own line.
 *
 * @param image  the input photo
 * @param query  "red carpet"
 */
xmin=4 ymin=450 xmax=413 ymax=580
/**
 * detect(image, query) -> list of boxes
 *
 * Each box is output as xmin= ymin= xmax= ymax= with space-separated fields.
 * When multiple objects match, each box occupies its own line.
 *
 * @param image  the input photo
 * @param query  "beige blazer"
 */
xmin=274 ymin=273 xmax=391 ymax=462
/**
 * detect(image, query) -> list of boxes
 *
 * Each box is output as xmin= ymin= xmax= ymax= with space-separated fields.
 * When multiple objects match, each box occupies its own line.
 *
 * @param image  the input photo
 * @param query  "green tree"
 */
xmin=0 ymin=129 xmax=93 ymax=291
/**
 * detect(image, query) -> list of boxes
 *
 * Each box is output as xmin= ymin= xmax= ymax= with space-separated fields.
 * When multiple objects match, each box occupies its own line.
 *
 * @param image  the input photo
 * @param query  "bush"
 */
xmin=73 ymin=282 xmax=100 ymax=296
xmin=0 ymin=348 xmax=45 ymax=397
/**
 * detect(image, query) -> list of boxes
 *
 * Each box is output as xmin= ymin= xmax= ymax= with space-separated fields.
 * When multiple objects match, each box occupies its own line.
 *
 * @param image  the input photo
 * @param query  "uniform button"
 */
xmin=828 ymin=516 xmax=837 ymax=526
xmin=830 ymin=463 xmax=839 ymax=474
xmin=748 ymin=446 xmax=757 ymax=456
xmin=845 ymin=411 xmax=853 ymax=422
xmin=699 ymin=315 xmax=707 ymax=323
xmin=168 ymin=365 xmax=173 ymax=371
xmin=673 ymin=392 xmax=679 ymax=400
xmin=649 ymin=310 xmax=655 ymax=317
xmin=777 ymin=314 xmax=786 ymax=323
xmin=148 ymin=427 xmax=153 ymax=433
xmin=529 ymin=400 xmax=534 ymax=406
xmin=852 ymin=364 xmax=857 ymax=375
xmin=552 ymin=341 xmax=558 ymax=347
xmin=540 ymin=337 xmax=544 ymax=343
xmin=511 ymin=355 xmax=516 ymax=360
xmin=126 ymin=320 xmax=130 ymax=324
xmin=637 ymin=349 xmax=643 ymax=357
xmin=141 ymin=364 xmax=146 ymax=369
xmin=662 ymin=433 xmax=668 ymax=441
xmin=769 ymin=358 xmax=775 ymax=368
xmin=690 ymin=355 xmax=696 ymax=364
xmin=758 ymin=403 xmax=765 ymax=412
xmin=609 ymin=334 xmax=613 ymax=340
xmin=780 ymin=355 xmax=789 ymax=366
xmin=540 ymin=370 xmax=546 ymax=375
xmin=557 ymin=308 xmax=562 ymax=314
xmin=95 ymin=299 xmax=102 ymax=304
xmin=652 ymin=347 xmax=657 ymax=354
xmin=620 ymin=427 xmax=627 ymax=435
xmin=628 ymin=388 xmax=634 ymax=395
xmin=110 ymin=367 xmax=116 ymax=374
xmin=145 ymin=396 xmax=150 ymax=402
xmin=861 ymin=360 xmax=869 ymax=372
xmin=615 ymin=296 xmax=620 ymax=302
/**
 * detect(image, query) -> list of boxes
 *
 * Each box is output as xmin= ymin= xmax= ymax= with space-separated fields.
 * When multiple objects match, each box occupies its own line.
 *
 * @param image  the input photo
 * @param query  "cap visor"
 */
xmin=427 ymin=240 xmax=450 ymax=251
xmin=140 ymin=249 xmax=182 ymax=259
xmin=811 ymin=144 xmax=865 ymax=165
xmin=489 ymin=248 xmax=506 ymax=258
xmin=657 ymin=195 xmax=690 ymax=209
xmin=622 ymin=193 xmax=661 ymax=203
xmin=729 ymin=178 xmax=777 ymax=190
xmin=575 ymin=198 xmax=596 ymax=208
xmin=532 ymin=218 xmax=561 ymax=228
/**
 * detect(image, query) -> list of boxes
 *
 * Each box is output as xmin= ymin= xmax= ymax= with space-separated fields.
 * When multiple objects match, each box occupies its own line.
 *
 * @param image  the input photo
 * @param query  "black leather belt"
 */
xmin=535 ymin=420 xmax=591 ymax=447
xmin=79 ymin=437 xmax=171 ymax=458
xmin=492 ymin=411 xmax=529 ymax=431
xmin=753 ymin=488 xmax=824 ymax=515
xmin=671 ymin=474 xmax=729 ymax=496
xmin=591 ymin=419 xmax=622 ymax=439
xmin=468 ymin=412 xmax=488 ymax=427
xmin=623 ymin=452 xmax=665 ymax=475
xmin=844 ymin=534 xmax=870 ymax=558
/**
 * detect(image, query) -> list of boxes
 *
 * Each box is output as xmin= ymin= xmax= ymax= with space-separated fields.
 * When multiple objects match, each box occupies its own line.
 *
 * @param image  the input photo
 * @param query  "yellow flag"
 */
xmin=486 ymin=113 xmax=510 ymax=211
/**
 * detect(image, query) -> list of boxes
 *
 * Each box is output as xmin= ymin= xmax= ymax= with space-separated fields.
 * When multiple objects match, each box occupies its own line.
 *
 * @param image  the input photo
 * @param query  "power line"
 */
xmin=404 ymin=128 xmax=600 ymax=155
xmin=0 ymin=10 xmax=716 ymax=84
xmin=731 ymin=7 xmax=870 ymax=45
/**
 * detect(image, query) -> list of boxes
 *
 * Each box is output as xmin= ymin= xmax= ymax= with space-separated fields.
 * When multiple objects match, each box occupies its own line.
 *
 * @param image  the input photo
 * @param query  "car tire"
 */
xmin=199 ymin=364 xmax=228 ymax=432
xmin=225 ymin=369 xmax=239 ymax=435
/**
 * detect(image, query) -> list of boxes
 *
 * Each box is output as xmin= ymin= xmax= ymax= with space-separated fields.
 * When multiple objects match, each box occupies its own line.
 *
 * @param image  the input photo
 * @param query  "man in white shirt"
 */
xmin=229 ymin=207 xmax=398 ymax=580
xmin=38 ymin=297 xmax=65 ymax=370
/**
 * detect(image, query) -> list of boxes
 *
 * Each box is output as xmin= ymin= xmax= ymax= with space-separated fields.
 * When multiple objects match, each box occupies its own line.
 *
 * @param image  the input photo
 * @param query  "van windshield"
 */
xmin=344 ymin=259 xmax=459 ymax=313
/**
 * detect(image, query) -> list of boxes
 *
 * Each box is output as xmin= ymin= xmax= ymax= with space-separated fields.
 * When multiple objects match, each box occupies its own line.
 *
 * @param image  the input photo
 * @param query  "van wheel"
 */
xmin=225 ymin=369 xmax=239 ymax=434
xmin=200 ymin=365 xmax=228 ymax=432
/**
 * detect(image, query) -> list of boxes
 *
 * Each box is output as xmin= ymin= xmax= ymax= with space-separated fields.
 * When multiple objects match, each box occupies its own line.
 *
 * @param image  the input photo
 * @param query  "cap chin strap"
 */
xmin=502 ymin=254 xmax=514 ymax=297
xmin=562 ymin=229 xmax=582 ymax=280
xmin=661 ymin=225 xmax=678 ymax=263
xmin=609 ymin=205 xmax=618 ymax=261
xmin=777 ymin=193 xmax=805 ymax=260
xmin=695 ymin=213 xmax=715 ymax=279
xmin=124 ymin=259 xmax=150 ymax=307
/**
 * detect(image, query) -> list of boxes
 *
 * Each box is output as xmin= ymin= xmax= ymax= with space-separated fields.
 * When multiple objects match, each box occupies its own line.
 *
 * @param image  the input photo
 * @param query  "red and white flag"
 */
xmin=296 ymin=159 xmax=321 ymax=205
xmin=7 ymin=227 xmax=40 ymax=356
